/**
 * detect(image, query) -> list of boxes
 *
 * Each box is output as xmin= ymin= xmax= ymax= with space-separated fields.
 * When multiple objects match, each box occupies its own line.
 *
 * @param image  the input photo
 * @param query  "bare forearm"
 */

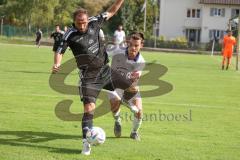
xmin=107 ymin=0 xmax=124 ymax=20
xmin=54 ymin=53 xmax=63 ymax=66
xmin=51 ymin=53 xmax=63 ymax=73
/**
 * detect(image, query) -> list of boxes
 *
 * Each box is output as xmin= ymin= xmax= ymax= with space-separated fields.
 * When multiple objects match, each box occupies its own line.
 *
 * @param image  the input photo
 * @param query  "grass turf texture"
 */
xmin=0 ymin=43 xmax=239 ymax=160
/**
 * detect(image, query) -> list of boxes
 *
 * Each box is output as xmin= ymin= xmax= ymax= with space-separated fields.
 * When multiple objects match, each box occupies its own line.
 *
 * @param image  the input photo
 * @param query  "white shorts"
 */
xmin=108 ymin=88 xmax=141 ymax=101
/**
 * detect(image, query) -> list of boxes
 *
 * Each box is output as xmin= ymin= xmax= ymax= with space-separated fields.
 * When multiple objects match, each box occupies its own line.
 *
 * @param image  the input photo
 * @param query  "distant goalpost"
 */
xmin=229 ymin=15 xmax=240 ymax=71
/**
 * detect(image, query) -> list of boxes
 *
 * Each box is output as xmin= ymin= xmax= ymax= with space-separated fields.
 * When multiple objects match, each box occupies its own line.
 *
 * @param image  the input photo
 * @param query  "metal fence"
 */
xmin=1 ymin=25 xmax=55 ymax=38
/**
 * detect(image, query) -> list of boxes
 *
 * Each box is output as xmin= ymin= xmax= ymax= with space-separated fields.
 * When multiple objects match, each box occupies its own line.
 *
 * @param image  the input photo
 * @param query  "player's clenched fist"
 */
xmin=126 ymin=71 xmax=141 ymax=82
xmin=131 ymin=71 xmax=140 ymax=80
xmin=51 ymin=64 xmax=60 ymax=74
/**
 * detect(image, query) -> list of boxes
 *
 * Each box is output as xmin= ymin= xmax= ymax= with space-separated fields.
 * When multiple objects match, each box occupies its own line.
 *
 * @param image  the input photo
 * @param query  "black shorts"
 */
xmin=79 ymin=65 xmax=132 ymax=104
xmin=52 ymin=45 xmax=58 ymax=52
xmin=36 ymin=37 xmax=41 ymax=44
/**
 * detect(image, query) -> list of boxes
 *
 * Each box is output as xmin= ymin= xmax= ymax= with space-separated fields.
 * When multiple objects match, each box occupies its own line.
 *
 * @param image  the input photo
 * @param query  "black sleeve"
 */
xmin=56 ymin=39 xmax=68 ymax=55
xmin=88 ymin=12 xmax=108 ymax=27
xmin=50 ymin=32 xmax=54 ymax=38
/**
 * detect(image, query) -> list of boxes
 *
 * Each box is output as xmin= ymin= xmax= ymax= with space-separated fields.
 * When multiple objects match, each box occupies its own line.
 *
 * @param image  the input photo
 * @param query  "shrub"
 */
xmin=144 ymin=36 xmax=188 ymax=49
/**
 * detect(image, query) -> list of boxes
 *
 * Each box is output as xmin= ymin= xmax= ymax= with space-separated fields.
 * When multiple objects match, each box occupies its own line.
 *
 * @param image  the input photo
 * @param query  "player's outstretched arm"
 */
xmin=106 ymin=0 xmax=124 ymax=20
xmin=52 ymin=53 xmax=63 ymax=74
xmin=51 ymin=39 xmax=68 ymax=73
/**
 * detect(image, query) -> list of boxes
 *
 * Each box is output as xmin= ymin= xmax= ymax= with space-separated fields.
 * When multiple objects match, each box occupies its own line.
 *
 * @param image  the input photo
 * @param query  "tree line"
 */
xmin=0 ymin=0 xmax=158 ymax=37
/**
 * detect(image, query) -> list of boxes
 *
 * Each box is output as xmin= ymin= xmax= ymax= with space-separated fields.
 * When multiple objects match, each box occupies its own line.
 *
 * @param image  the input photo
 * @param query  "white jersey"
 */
xmin=114 ymin=30 xmax=126 ymax=45
xmin=107 ymin=47 xmax=145 ymax=100
xmin=99 ymin=29 xmax=105 ymax=41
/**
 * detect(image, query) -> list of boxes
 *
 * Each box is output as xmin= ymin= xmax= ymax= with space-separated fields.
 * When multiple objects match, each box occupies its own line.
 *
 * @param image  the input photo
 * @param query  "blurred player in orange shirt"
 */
xmin=222 ymin=29 xmax=236 ymax=70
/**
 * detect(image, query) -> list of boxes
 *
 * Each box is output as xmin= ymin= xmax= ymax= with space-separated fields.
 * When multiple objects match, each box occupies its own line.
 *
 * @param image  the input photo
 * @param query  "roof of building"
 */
xmin=199 ymin=0 xmax=240 ymax=5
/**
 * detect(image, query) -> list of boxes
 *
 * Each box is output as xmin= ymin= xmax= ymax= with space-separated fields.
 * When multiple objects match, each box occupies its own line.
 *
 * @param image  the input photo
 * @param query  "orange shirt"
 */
xmin=223 ymin=35 xmax=236 ymax=53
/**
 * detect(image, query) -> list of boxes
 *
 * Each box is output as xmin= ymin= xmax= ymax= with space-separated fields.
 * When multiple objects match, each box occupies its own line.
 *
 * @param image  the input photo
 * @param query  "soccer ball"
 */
xmin=86 ymin=127 xmax=106 ymax=145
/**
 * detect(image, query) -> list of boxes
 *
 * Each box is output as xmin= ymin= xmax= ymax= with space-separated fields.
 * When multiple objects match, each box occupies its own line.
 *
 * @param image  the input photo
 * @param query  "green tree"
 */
xmin=121 ymin=0 xmax=158 ymax=36
xmin=78 ymin=0 xmax=111 ymax=16
xmin=32 ymin=0 xmax=59 ymax=26
xmin=54 ymin=0 xmax=79 ymax=26
xmin=104 ymin=0 xmax=158 ymax=37
xmin=0 ymin=0 xmax=6 ymax=5
xmin=0 ymin=0 xmax=158 ymax=38
xmin=2 ymin=0 xmax=60 ymax=35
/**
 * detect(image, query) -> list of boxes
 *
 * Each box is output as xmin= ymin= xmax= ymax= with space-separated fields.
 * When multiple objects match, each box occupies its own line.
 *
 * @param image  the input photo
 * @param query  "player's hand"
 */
xmin=130 ymin=71 xmax=140 ymax=81
xmin=51 ymin=64 xmax=60 ymax=74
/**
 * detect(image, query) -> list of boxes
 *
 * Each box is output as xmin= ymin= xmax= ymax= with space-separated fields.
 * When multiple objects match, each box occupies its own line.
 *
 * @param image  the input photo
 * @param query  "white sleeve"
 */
xmin=113 ymin=31 xmax=117 ymax=37
xmin=107 ymin=47 xmax=126 ymax=58
xmin=136 ymin=55 xmax=145 ymax=73
xmin=123 ymin=31 xmax=126 ymax=38
xmin=99 ymin=29 xmax=105 ymax=38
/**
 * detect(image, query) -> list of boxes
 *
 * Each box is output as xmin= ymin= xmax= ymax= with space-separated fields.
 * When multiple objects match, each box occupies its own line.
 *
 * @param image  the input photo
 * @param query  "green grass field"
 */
xmin=0 ymin=43 xmax=240 ymax=160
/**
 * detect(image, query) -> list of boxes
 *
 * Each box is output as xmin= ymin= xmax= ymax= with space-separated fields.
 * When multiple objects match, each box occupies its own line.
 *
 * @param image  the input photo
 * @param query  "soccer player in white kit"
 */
xmin=113 ymin=24 xmax=126 ymax=47
xmin=108 ymin=32 xmax=145 ymax=140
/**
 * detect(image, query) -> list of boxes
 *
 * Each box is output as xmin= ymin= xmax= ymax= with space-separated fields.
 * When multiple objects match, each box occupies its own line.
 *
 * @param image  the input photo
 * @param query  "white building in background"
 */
xmin=158 ymin=0 xmax=240 ymax=44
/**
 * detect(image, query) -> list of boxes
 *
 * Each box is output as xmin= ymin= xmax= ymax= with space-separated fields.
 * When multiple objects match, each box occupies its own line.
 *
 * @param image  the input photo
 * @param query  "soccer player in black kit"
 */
xmin=51 ymin=0 xmax=138 ymax=155
xmin=35 ymin=28 xmax=42 ymax=48
xmin=50 ymin=25 xmax=64 ymax=53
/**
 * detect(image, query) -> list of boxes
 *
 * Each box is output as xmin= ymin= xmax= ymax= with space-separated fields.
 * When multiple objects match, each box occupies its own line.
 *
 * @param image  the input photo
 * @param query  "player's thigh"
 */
xmin=84 ymin=102 xmax=96 ymax=113
xmin=132 ymin=97 xmax=142 ymax=110
xmin=130 ymin=91 xmax=142 ymax=109
xmin=52 ymin=45 xmax=58 ymax=52
xmin=79 ymin=80 xmax=102 ymax=105
xmin=109 ymin=98 xmax=121 ymax=112
xmin=108 ymin=90 xmax=122 ymax=100
xmin=111 ymin=69 xmax=132 ymax=90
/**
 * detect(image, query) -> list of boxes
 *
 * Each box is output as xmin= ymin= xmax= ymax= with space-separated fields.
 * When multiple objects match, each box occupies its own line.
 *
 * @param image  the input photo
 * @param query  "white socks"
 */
xmin=113 ymin=109 xmax=121 ymax=123
xmin=132 ymin=116 xmax=142 ymax=133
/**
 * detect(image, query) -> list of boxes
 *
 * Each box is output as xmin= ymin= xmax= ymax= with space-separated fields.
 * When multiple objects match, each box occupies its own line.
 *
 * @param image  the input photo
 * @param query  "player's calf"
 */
xmin=130 ymin=109 xmax=142 ymax=141
xmin=121 ymin=86 xmax=139 ymax=113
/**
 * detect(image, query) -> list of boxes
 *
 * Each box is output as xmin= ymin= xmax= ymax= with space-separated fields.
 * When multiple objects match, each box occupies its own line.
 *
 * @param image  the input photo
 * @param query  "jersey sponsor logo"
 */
xmin=76 ymin=37 xmax=84 ymax=43
xmin=88 ymin=42 xmax=99 ymax=53
xmin=89 ymin=29 xmax=94 ymax=34
xmin=89 ymin=39 xmax=94 ymax=45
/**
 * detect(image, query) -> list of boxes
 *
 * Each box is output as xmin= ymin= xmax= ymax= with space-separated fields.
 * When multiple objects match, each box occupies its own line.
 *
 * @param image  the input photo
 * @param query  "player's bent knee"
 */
xmin=126 ymin=86 xmax=139 ymax=93
xmin=84 ymin=102 xmax=96 ymax=113
xmin=123 ymin=86 xmax=139 ymax=100
xmin=110 ymin=99 xmax=120 ymax=113
xmin=135 ymin=109 xmax=143 ymax=119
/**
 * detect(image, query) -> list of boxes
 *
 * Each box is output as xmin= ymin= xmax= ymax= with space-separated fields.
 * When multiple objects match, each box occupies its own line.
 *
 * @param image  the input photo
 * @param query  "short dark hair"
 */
xmin=226 ymin=29 xmax=232 ymax=33
xmin=73 ymin=8 xmax=88 ymax=21
xmin=130 ymin=32 xmax=145 ymax=42
xmin=55 ymin=24 xmax=60 ymax=27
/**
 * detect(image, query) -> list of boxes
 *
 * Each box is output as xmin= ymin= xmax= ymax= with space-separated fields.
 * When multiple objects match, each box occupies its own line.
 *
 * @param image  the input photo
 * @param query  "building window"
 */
xmin=187 ymin=9 xmax=201 ymax=18
xmin=187 ymin=9 xmax=191 ymax=17
xmin=197 ymin=9 xmax=201 ymax=18
xmin=231 ymin=9 xmax=240 ymax=18
xmin=209 ymin=30 xmax=224 ymax=40
xmin=210 ymin=8 xmax=225 ymax=17
xmin=192 ymin=9 xmax=196 ymax=18
xmin=185 ymin=29 xmax=201 ymax=43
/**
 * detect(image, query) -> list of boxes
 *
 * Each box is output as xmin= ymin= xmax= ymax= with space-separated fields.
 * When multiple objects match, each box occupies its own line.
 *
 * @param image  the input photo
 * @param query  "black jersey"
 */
xmin=57 ymin=12 xmax=109 ymax=70
xmin=36 ymin=30 xmax=42 ymax=39
xmin=51 ymin=31 xmax=64 ymax=45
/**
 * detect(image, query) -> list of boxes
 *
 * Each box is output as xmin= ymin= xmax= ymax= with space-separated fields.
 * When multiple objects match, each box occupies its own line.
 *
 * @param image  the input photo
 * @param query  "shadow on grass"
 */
xmin=0 ymin=131 xmax=82 ymax=154
xmin=4 ymin=70 xmax=51 ymax=74
xmin=0 ymin=59 xmax=49 ymax=64
xmin=4 ymin=70 xmax=79 ymax=75
xmin=106 ymin=136 xmax=129 ymax=139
